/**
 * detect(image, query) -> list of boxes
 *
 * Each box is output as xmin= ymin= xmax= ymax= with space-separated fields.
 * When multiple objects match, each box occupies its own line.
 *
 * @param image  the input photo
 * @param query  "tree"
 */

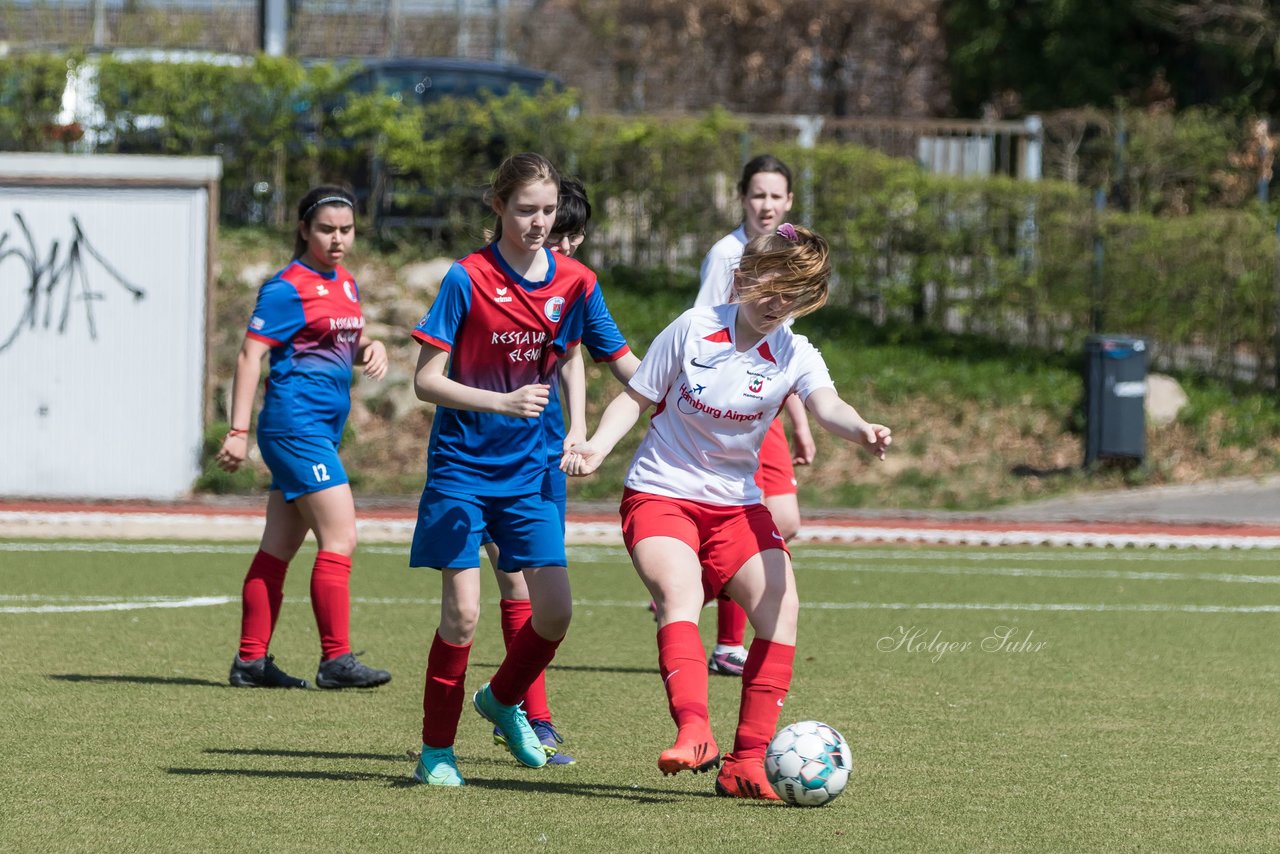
xmin=521 ymin=0 xmax=951 ymax=116
xmin=941 ymin=0 xmax=1280 ymax=116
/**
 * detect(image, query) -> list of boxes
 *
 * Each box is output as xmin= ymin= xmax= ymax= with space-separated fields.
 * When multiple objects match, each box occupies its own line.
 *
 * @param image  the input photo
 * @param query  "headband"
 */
xmin=303 ymin=195 xmax=353 ymax=219
xmin=776 ymin=223 xmax=798 ymax=241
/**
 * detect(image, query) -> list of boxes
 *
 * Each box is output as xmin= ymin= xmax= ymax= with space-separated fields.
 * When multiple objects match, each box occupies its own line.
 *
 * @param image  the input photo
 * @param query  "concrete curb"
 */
xmin=2 ymin=500 xmax=1278 ymax=549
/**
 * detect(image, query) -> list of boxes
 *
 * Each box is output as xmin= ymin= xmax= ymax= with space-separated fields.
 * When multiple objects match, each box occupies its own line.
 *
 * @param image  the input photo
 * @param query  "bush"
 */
xmin=0 ymin=51 xmax=77 ymax=151
xmin=1 ymin=53 xmax=1276 ymax=385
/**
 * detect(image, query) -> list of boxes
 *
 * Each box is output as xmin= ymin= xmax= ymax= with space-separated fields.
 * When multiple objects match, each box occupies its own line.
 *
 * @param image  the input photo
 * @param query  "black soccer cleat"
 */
xmin=315 ymin=652 xmax=391 ymax=689
xmin=229 ymin=654 xmax=311 ymax=689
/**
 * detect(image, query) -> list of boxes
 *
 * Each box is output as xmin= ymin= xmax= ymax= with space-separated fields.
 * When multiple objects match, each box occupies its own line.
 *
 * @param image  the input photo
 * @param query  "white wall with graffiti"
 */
xmin=0 ymin=154 xmax=220 ymax=499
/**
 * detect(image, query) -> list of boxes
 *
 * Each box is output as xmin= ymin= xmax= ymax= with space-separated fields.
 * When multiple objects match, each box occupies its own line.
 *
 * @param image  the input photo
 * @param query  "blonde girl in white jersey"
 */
xmin=695 ymin=155 xmax=815 ymax=677
xmin=563 ymin=224 xmax=891 ymax=800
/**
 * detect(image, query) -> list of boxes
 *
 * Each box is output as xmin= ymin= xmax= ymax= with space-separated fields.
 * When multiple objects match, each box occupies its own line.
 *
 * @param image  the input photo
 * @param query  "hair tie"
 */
xmin=776 ymin=223 xmax=798 ymax=241
xmin=302 ymin=195 xmax=353 ymax=219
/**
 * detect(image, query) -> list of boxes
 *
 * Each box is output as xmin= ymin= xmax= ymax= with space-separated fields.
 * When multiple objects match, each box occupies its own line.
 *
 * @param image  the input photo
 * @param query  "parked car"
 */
xmin=317 ymin=57 xmax=564 ymax=233
xmin=341 ymin=56 xmax=560 ymax=104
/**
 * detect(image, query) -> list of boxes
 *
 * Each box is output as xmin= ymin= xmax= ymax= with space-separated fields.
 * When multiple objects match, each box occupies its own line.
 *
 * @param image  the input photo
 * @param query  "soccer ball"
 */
xmin=763 ymin=720 xmax=853 ymax=807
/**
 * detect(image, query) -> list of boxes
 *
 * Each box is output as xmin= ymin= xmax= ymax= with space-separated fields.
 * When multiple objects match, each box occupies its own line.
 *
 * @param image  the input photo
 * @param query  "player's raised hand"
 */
xmin=560 ymin=441 xmax=606 ymax=477
xmin=361 ymin=340 xmax=388 ymax=380
xmin=500 ymin=383 xmax=551 ymax=418
xmin=859 ymin=424 xmax=892 ymax=460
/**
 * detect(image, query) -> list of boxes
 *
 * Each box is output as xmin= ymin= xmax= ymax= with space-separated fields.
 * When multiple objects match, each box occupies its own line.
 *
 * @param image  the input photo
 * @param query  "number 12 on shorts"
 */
xmin=312 ymin=463 xmax=330 ymax=483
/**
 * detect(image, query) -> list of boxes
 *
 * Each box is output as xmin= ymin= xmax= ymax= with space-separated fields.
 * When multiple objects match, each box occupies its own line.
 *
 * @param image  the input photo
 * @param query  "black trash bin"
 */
xmin=1083 ymin=335 xmax=1147 ymax=466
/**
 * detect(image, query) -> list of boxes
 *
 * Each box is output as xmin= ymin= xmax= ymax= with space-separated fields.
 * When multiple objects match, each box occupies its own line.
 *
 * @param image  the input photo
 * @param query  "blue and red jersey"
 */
xmin=246 ymin=260 xmax=365 ymax=442
xmin=542 ymin=283 xmax=630 ymax=468
xmin=413 ymin=244 xmax=591 ymax=496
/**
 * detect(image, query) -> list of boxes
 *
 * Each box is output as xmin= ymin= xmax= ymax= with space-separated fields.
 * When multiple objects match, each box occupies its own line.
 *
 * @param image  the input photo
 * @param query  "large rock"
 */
xmin=398 ymin=258 xmax=453 ymax=297
xmin=237 ymin=261 xmax=276 ymax=289
xmin=1145 ymin=373 xmax=1188 ymax=427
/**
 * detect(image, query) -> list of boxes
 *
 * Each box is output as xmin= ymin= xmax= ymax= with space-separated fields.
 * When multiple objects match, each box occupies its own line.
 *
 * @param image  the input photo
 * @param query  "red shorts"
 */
xmin=755 ymin=417 xmax=797 ymax=496
xmin=620 ymin=488 xmax=789 ymax=603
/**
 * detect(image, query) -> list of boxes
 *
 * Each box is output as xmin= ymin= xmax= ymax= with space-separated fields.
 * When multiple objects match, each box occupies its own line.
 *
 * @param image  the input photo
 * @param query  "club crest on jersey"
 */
xmin=343 ymin=280 xmax=357 ymax=302
xmin=316 ymin=284 xmax=329 ymax=296
xmin=544 ymin=296 xmax=565 ymax=322
xmin=494 ymin=286 xmax=512 ymax=304
xmin=743 ymin=370 xmax=769 ymax=400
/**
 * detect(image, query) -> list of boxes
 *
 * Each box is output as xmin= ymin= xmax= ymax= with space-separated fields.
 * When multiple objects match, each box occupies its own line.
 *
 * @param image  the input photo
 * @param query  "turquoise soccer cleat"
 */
xmin=414 ymin=745 xmax=465 ymax=787
xmin=472 ymin=682 xmax=547 ymax=768
xmin=494 ymin=719 xmax=576 ymax=765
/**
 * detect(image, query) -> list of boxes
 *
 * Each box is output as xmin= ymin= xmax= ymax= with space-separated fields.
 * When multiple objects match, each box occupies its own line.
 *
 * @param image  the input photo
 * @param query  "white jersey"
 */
xmin=695 ymin=226 xmax=747 ymax=308
xmin=625 ymin=305 xmax=835 ymax=505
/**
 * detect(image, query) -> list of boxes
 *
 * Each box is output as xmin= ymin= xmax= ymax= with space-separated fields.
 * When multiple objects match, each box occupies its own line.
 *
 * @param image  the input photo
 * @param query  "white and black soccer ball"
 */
xmin=763 ymin=720 xmax=853 ymax=807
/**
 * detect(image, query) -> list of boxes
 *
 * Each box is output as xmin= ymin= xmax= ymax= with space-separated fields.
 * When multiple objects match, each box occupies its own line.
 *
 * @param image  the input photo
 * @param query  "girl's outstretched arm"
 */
xmin=805 ymin=387 xmax=892 ymax=460
xmin=561 ymin=388 xmax=654 ymax=476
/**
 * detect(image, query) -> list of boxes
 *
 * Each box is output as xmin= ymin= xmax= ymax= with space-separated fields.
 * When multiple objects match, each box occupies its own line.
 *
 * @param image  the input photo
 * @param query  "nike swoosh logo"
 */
xmin=690 ymin=358 xmax=716 ymax=370
xmin=771 ymin=532 xmax=784 ymax=541
xmin=664 ymin=669 xmax=680 ymax=685
xmin=776 ymin=698 xmax=785 ymax=707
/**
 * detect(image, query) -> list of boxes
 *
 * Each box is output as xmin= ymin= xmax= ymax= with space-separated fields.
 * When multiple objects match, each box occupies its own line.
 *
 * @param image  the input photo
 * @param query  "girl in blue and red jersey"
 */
xmin=409 ymin=153 xmax=594 ymax=786
xmin=216 ymin=186 xmax=392 ymax=691
xmin=481 ymin=176 xmax=639 ymax=766
xmin=563 ymin=224 xmax=891 ymax=800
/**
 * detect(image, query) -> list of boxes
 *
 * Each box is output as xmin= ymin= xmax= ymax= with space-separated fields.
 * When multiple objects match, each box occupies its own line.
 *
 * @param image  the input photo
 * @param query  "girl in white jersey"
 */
xmin=564 ymin=224 xmax=891 ymax=800
xmin=695 ymin=154 xmax=816 ymax=677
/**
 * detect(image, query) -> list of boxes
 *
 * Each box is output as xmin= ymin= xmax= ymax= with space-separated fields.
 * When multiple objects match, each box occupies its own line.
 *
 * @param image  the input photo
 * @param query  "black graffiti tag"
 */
xmin=0 ymin=212 xmax=147 ymax=354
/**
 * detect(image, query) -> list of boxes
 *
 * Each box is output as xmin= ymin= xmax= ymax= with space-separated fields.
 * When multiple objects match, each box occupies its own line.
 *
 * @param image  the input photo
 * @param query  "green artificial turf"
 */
xmin=1 ymin=540 xmax=1278 ymax=852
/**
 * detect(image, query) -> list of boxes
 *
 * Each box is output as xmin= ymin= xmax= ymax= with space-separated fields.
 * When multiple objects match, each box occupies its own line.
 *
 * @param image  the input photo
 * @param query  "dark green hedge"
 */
xmin=2 ymin=52 xmax=1275 ymax=385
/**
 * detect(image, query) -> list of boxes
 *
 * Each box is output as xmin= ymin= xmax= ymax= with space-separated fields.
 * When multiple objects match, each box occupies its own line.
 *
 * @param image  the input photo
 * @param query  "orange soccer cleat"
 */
xmin=657 ymin=730 xmax=721 ymax=776
xmin=714 ymin=753 xmax=781 ymax=801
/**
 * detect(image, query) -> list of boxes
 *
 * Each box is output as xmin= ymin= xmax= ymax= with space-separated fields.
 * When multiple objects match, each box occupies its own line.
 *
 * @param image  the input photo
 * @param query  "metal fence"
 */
xmin=0 ymin=0 xmax=527 ymax=59
xmin=741 ymin=114 xmax=1044 ymax=180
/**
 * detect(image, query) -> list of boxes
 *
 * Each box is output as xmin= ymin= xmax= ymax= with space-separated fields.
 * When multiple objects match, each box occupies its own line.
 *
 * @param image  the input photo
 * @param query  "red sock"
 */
xmin=238 ymin=549 xmax=289 ymax=661
xmin=733 ymin=638 xmax=796 ymax=760
xmin=716 ymin=598 xmax=748 ymax=647
xmin=657 ymin=621 xmax=711 ymax=738
xmin=500 ymin=599 xmax=552 ymax=721
xmin=489 ymin=621 xmax=562 ymax=707
xmin=310 ymin=550 xmax=352 ymax=660
xmin=422 ymin=632 xmax=471 ymax=748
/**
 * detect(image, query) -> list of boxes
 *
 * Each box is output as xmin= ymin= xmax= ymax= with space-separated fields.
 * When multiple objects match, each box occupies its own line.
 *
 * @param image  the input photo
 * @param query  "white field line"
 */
xmin=4 ymin=540 xmax=1279 ymax=563
xmin=3 ymin=512 xmax=1280 ymax=550
xmin=799 ymin=525 xmax=1280 ymax=550
xmin=0 ymin=595 xmax=234 ymax=614
xmin=796 ymin=547 xmax=1280 ymax=562
xmin=5 ymin=542 xmax=1277 ymax=587
xmin=800 ymin=560 xmax=1280 ymax=585
xmin=3 ymin=541 xmax=1275 ymax=614
xmin=2 ymin=594 xmax=1277 ymax=616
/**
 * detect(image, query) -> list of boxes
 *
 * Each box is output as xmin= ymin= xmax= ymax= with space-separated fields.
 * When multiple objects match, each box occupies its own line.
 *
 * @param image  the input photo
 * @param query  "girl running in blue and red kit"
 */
xmin=409 ymin=153 xmax=595 ymax=786
xmin=563 ymin=224 xmax=891 ymax=799
xmin=481 ymin=176 xmax=639 ymax=766
xmin=217 ymin=185 xmax=392 ymax=691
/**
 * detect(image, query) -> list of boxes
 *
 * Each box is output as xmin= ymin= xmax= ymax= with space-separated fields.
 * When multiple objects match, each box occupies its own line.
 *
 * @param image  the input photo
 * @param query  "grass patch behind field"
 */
xmin=2 ymin=540 xmax=1279 ymax=852
xmin=208 ymin=235 xmax=1280 ymax=510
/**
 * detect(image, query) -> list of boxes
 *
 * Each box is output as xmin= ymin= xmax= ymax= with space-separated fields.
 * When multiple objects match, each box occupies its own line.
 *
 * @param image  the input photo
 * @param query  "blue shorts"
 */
xmin=479 ymin=467 xmax=567 ymax=546
xmin=258 ymin=434 xmax=348 ymax=502
xmin=411 ymin=486 xmax=566 ymax=572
